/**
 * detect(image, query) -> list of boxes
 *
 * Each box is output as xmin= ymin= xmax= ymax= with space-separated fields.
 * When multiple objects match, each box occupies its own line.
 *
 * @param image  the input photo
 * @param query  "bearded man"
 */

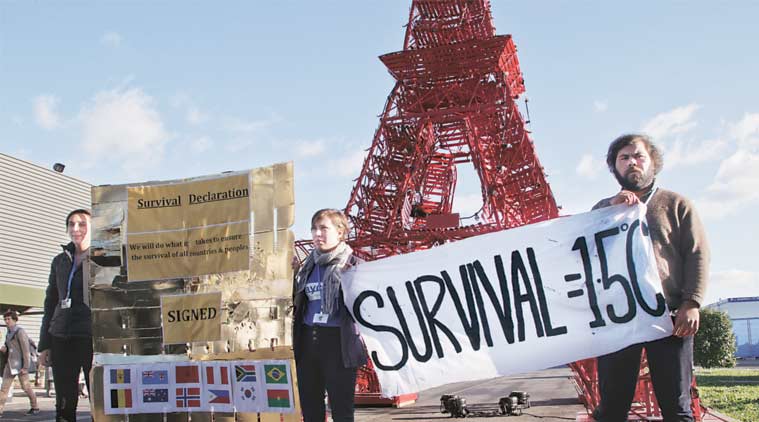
xmin=591 ymin=134 xmax=710 ymax=422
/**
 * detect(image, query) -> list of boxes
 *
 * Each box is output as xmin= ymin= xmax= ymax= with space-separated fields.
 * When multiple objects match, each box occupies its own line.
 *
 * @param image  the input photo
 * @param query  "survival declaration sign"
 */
xmin=126 ymin=171 xmax=251 ymax=282
xmin=343 ymin=204 xmax=673 ymax=397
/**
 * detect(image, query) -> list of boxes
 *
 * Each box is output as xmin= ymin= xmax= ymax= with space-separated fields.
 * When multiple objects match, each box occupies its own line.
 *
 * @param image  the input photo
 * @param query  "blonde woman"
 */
xmin=292 ymin=209 xmax=367 ymax=422
xmin=0 ymin=310 xmax=39 ymax=416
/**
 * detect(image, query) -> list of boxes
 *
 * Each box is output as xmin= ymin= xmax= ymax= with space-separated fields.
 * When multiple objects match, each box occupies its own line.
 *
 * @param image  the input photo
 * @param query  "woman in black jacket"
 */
xmin=38 ymin=209 xmax=93 ymax=422
xmin=292 ymin=209 xmax=367 ymax=422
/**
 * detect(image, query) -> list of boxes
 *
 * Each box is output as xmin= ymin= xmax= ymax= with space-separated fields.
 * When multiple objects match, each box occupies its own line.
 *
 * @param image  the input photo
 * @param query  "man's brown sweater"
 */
xmin=594 ymin=188 xmax=710 ymax=309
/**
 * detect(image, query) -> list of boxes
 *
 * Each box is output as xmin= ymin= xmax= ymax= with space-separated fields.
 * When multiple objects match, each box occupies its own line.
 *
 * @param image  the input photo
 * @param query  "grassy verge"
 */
xmin=695 ymin=368 xmax=759 ymax=422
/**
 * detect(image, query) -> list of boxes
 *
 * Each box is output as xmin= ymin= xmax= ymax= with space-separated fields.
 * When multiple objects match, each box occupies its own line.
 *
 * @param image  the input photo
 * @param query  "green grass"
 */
xmin=695 ymin=368 xmax=759 ymax=422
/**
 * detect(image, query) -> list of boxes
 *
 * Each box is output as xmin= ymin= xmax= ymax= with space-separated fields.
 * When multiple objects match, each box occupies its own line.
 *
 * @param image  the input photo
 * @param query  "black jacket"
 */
xmin=292 ymin=261 xmax=368 ymax=369
xmin=38 ymin=242 xmax=92 ymax=352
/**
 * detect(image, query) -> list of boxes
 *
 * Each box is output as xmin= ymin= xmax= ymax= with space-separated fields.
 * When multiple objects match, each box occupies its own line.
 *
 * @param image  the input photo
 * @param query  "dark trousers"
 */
xmin=296 ymin=325 xmax=358 ymax=422
xmin=51 ymin=336 xmax=93 ymax=422
xmin=594 ymin=335 xmax=694 ymax=422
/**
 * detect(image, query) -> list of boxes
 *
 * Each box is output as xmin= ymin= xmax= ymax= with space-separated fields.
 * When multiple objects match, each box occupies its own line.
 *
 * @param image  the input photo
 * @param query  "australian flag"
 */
xmin=143 ymin=388 xmax=169 ymax=403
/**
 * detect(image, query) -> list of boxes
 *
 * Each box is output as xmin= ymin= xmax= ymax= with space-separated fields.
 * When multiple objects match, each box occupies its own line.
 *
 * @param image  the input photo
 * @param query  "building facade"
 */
xmin=707 ymin=296 xmax=759 ymax=359
xmin=0 ymin=153 xmax=90 ymax=343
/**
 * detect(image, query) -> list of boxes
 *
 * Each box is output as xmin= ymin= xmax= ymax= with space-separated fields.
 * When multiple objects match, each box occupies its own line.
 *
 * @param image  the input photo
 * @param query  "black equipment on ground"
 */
xmin=509 ymin=390 xmax=531 ymax=408
xmin=440 ymin=394 xmax=470 ymax=418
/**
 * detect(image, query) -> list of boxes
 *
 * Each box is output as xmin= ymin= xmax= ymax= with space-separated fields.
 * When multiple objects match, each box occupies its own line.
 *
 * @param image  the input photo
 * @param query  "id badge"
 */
xmin=312 ymin=313 xmax=329 ymax=324
xmin=61 ymin=298 xmax=72 ymax=309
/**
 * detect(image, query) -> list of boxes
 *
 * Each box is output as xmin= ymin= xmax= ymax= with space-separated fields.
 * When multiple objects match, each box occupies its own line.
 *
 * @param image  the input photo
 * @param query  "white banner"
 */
xmin=343 ymin=204 xmax=673 ymax=397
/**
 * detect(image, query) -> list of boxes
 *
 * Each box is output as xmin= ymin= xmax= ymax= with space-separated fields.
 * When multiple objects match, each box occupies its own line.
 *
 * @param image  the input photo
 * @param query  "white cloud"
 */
xmin=100 ymin=31 xmax=122 ymax=47
xmin=575 ymin=153 xmax=606 ymax=179
xmin=641 ymin=104 xmax=700 ymax=141
xmin=729 ymin=112 xmax=759 ymax=149
xmin=328 ymin=149 xmax=366 ymax=177
xmin=705 ymin=270 xmax=759 ymax=306
xmin=593 ymin=100 xmax=608 ymax=113
xmin=33 ymin=95 xmax=61 ymax=130
xmin=698 ymin=149 xmax=759 ymax=219
xmin=187 ymin=107 xmax=208 ymax=125
xmin=169 ymin=93 xmax=209 ymax=125
xmin=295 ymin=140 xmax=325 ymax=157
xmin=79 ymin=87 xmax=169 ymax=172
xmin=697 ymin=112 xmax=759 ymax=219
xmin=190 ymin=137 xmax=212 ymax=153
xmin=453 ymin=192 xmax=483 ymax=218
xmin=225 ymin=119 xmax=269 ymax=134
xmin=664 ymin=137 xmax=729 ymax=168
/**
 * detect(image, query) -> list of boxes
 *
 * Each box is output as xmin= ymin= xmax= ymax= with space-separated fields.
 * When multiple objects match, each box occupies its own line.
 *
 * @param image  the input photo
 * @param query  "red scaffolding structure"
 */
xmin=296 ymin=1 xmax=719 ymax=419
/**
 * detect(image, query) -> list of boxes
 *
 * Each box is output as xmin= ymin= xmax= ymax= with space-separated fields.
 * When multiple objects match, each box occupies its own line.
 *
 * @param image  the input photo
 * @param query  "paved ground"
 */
xmin=3 ymin=360 xmax=756 ymax=421
xmin=354 ymin=367 xmax=585 ymax=422
xmin=0 ymin=366 xmax=584 ymax=421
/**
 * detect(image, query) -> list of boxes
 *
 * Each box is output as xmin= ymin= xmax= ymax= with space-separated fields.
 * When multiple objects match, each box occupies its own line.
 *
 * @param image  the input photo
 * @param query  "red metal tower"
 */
xmin=340 ymin=0 xmax=559 ymax=408
xmin=344 ymin=0 xmax=558 ymax=260
xmin=296 ymin=1 xmax=716 ymax=419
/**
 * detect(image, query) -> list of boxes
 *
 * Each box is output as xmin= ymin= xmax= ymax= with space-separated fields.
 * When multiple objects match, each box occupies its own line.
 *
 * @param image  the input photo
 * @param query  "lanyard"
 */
xmin=65 ymin=260 xmax=78 ymax=301
xmin=643 ymin=186 xmax=658 ymax=206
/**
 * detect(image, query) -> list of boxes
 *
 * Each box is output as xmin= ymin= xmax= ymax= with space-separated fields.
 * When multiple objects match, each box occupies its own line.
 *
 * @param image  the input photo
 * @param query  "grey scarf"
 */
xmin=295 ymin=242 xmax=353 ymax=315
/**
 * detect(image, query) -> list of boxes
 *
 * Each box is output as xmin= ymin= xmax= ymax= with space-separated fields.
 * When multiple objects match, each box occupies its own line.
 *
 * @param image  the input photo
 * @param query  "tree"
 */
xmin=694 ymin=308 xmax=736 ymax=368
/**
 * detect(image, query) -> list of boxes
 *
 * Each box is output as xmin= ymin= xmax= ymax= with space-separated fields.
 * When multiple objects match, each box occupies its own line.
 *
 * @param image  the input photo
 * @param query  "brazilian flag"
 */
xmin=264 ymin=364 xmax=288 ymax=384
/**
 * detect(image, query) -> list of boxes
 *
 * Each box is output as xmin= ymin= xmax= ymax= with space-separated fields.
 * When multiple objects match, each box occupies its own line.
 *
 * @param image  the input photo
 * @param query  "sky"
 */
xmin=2 ymin=1 xmax=758 ymax=305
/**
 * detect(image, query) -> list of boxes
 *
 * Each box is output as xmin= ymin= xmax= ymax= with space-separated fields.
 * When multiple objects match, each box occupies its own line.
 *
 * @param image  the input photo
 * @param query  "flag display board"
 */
xmin=160 ymin=291 xmax=223 ymax=344
xmin=343 ymin=204 xmax=674 ymax=397
xmin=102 ymin=360 xmax=295 ymax=415
xmin=126 ymin=171 xmax=251 ymax=282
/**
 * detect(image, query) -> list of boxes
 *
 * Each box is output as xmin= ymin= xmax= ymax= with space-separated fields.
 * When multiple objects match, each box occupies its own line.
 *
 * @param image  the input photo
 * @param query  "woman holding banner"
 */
xmin=38 ymin=209 xmax=93 ymax=422
xmin=293 ymin=208 xmax=367 ymax=422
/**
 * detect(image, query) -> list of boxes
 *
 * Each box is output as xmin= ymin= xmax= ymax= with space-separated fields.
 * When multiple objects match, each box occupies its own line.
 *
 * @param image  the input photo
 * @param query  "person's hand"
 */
xmin=291 ymin=255 xmax=301 ymax=271
xmin=39 ymin=349 xmax=51 ymax=367
xmin=19 ymin=368 xmax=27 ymax=375
xmin=673 ymin=301 xmax=700 ymax=337
xmin=0 ymin=344 xmax=6 ymax=353
xmin=610 ymin=190 xmax=640 ymax=206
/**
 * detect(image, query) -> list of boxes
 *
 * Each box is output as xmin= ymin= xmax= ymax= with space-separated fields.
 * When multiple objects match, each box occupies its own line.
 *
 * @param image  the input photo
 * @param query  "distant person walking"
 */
xmin=0 ymin=310 xmax=40 ymax=416
xmin=38 ymin=209 xmax=93 ymax=422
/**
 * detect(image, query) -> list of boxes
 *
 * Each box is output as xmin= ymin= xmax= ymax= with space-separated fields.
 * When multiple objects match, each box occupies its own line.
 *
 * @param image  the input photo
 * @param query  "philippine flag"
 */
xmin=202 ymin=361 xmax=234 ymax=412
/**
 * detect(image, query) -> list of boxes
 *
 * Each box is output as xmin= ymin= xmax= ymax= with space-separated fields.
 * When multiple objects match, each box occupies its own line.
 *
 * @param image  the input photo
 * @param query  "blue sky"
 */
xmin=2 ymin=1 xmax=758 ymax=304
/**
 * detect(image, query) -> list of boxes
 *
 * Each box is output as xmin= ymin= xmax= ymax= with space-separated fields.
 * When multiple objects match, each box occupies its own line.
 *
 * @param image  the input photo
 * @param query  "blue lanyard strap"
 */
xmin=65 ymin=260 xmax=78 ymax=301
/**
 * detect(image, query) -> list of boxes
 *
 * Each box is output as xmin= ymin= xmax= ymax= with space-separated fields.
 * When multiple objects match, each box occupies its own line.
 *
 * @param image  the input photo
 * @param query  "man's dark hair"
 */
xmin=3 ymin=310 xmax=19 ymax=321
xmin=606 ymin=134 xmax=664 ymax=175
xmin=65 ymin=208 xmax=91 ymax=228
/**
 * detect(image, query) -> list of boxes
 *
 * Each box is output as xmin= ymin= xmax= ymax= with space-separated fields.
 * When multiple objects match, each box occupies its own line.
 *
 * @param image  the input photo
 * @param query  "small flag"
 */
xmin=240 ymin=386 xmax=256 ymax=401
xmin=142 ymin=370 xmax=169 ymax=385
xmin=209 ymin=389 xmax=231 ymax=404
xmin=176 ymin=387 xmax=201 ymax=408
xmin=110 ymin=388 xmax=133 ymax=408
xmin=109 ymin=368 xmax=131 ymax=384
xmin=235 ymin=364 xmax=257 ymax=382
xmin=143 ymin=388 xmax=169 ymax=403
xmin=264 ymin=364 xmax=288 ymax=384
xmin=175 ymin=365 xmax=200 ymax=383
xmin=266 ymin=389 xmax=290 ymax=408
xmin=206 ymin=365 xmax=229 ymax=385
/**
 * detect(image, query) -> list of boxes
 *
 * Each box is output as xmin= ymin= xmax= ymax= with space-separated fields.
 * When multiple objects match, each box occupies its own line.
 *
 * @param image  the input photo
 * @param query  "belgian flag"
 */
xmin=110 ymin=389 xmax=133 ymax=408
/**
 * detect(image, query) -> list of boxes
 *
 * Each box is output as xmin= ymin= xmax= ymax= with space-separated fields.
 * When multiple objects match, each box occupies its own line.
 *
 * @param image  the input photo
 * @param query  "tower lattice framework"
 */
xmin=343 ymin=0 xmax=558 ymax=260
